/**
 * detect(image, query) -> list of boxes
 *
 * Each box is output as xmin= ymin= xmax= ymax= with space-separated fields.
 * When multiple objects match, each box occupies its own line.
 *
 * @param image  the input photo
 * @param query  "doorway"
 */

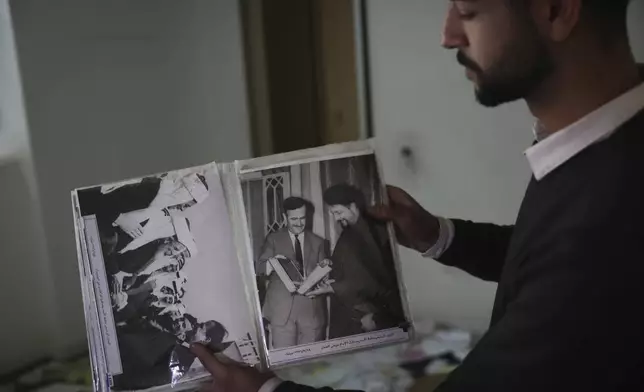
xmin=241 ymin=0 xmax=371 ymax=156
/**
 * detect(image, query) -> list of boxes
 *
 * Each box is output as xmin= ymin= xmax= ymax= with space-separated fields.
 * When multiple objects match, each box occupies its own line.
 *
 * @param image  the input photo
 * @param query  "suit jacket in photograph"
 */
xmin=257 ymin=229 xmax=327 ymax=327
xmin=112 ymin=322 xmax=194 ymax=390
xmin=329 ymin=217 xmax=404 ymax=333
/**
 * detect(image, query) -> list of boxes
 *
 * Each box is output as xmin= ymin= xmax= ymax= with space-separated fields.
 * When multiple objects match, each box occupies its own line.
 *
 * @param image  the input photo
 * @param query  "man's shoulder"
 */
xmin=364 ymin=217 xmax=390 ymax=241
xmin=305 ymin=231 xmax=325 ymax=245
xmin=573 ymin=112 xmax=644 ymax=203
xmin=266 ymin=229 xmax=289 ymax=241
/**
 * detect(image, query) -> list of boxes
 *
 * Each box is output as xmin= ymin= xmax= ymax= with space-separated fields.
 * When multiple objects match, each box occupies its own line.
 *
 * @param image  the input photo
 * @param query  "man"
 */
xmin=113 ymin=317 xmax=229 ymax=391
xmin=193 ymin=0 xmax=644 ymax=391
xmin=80 ymin=173 xmax=200 ymax=276
xmin=309 ymin=184 xmax=406 ymax=337
xmin=80 ymin=171 xmax=208 ymax=249
xmin=257 ymin=197 xmax=329 ymax=348
xmin=113 ymin=269 xmax=187 ymax=332
xmin=116 ymin=239 xmax=189 ymax=292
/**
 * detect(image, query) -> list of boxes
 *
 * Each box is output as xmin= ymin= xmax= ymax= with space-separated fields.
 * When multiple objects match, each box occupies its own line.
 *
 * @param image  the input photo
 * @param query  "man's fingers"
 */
xmin=386 ymin=185 xmax=416 ymax=208
xmin=368 ymin=205 xmax=394 ymax=221
xmin=190 ymin=344 xmax=229 ymax=380
xmin=199 ymin=379 xmax=219 ymax=392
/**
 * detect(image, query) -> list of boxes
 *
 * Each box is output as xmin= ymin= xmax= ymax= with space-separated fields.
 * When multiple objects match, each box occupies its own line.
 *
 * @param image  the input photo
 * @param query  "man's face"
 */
xmin=155 ymin=242 xmax=189 ymax=268
xmin=160 ymin=241 xmax=188 ymax=258
xmin=193 ymin=325 xmax=209 ymax=343
xmin=284 ymin=206 xmax=307 ymax=235
xmin=157 ymin=292 xmax=178 ymax=305
xmin=175 ymin=314 xmax=195 ymax=334
xmin=329 ymin=203 xmax=360 ymax=228
xmin=443 ymin=0 xmax=554 ymax=107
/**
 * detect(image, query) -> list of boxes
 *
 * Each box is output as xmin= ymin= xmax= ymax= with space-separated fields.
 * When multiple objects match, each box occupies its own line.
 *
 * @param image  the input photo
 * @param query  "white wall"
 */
xmin=367 ymin=1 xmax=644 ymax=333
xmin=0 ymin=0 xmax=57 ymax=373
xmin=0 ymin=0 xmax=27 ymax=161
xmin=10 ymin=0 xmax=253 ymax=357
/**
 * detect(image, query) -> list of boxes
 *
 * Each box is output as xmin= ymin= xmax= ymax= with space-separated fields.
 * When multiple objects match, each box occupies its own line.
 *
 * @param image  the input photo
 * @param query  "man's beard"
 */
xmin=457 ymin=32 xmax=554 ymax=107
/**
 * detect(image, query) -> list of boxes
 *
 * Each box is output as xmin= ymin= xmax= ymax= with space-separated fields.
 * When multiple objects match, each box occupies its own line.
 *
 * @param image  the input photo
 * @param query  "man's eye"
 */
xmin=453 ymin=2 xmax=477 ymax=20
xmin=458 ymin=10 xmax=477 ymax=20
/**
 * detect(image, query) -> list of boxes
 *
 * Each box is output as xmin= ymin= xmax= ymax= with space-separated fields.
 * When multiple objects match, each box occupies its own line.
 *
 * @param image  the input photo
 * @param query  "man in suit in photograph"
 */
xmin=257 ymin=197 xmax=329 ymax=349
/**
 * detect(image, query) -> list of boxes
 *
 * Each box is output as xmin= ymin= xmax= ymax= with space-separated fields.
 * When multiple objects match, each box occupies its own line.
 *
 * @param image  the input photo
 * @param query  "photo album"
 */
xmin=71 ymin=140 xmax=415 ymax=392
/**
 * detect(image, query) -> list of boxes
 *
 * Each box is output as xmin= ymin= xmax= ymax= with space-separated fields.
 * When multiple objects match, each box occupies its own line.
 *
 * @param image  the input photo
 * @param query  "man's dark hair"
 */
xmin=583 ymin=0 xmax=631 ymax=36
xmin=200 ymin=319 xmax=231 ymax=353
xmin=282 ymin=197 xmax=307 ymax=213
xmin=509 ymin=0 xmax=631 ymax=37
xmin=203 ymin=320 xmax=227 ymax=343
xmin=323 ymin=183 xmax=366 ymax=211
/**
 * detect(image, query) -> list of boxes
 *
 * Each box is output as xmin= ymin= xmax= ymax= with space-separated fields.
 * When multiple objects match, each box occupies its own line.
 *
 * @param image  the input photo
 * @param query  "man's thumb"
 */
xmin=368 ymin=204 xmax=394 ymax=221
xmin=190 ymin=344 xmax=229 ymax=380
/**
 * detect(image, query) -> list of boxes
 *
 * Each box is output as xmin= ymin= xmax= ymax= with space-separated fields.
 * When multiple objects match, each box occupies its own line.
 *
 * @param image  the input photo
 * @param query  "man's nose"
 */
xmin=441 ymin=6 xmax=468 ymax=49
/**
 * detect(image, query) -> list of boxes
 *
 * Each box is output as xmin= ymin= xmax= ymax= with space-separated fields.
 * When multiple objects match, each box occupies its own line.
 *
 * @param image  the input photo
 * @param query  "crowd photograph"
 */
xmin=77 ymin=167 xmax=251 ymax=390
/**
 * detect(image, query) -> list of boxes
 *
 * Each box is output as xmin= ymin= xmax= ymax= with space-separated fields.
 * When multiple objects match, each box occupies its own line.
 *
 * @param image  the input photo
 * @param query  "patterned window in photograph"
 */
xmin=263 ymin=173 xmax=290 ymax=236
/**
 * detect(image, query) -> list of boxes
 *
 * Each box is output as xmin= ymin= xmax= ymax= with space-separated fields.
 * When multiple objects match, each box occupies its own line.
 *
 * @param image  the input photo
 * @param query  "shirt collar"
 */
xmin=288 ymin=231 xmax=302 ymax=243
xmin=525 ymin=82 xmax=644 ymax=180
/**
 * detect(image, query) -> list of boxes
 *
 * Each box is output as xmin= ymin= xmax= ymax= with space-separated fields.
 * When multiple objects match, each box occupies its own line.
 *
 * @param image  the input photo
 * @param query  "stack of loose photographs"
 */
xmin=71 ymin=140 xmax=415 ymax=392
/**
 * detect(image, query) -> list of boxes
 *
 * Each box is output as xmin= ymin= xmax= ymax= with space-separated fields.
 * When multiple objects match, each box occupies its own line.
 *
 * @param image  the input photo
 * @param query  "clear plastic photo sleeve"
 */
xmin=232 ymin=139 xmax=415 ymax=369
xmin=72 ymin=163 xmax=264 ymax=392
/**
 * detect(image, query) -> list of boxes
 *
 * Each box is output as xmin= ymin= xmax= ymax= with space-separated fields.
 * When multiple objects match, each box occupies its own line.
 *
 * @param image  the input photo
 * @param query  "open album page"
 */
xmin=236 ymin=141 xmax=413 ymax=368
xmin=73 ymin=163 xmax=259 ymax=391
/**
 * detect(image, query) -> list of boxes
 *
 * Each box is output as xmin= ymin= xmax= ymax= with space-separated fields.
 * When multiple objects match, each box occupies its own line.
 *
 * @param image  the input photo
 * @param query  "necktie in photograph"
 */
xmin=294 ymin=235 xmax=304 ymax=276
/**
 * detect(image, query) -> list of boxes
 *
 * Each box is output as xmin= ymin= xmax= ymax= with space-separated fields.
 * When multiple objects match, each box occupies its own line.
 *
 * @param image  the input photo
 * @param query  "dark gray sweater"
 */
xmin=435 ymin=108 xmax=644 ymax=391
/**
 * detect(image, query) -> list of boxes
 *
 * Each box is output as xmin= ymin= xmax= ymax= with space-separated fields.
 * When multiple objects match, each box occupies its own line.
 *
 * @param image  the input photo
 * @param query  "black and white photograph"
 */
xmin=240 ymin=153 xmax=411 ymax=364
xmin=75 ymin=164 xmax=258 ymax=391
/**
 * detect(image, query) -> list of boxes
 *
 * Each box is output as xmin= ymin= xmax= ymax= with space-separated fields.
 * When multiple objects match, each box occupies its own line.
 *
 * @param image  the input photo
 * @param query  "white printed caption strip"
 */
xmin=84 ymin=215 xmax=123 ymax=375
xmin=269 ymin=328 xmax=409 ymax=365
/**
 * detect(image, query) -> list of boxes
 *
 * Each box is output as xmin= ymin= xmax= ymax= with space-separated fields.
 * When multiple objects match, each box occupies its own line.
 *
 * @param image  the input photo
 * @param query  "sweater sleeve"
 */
xmin=436 ymin=219 xmax=514 ymax=282
xmin=275 ymin=381 xmax=361 ymax=392
xmin=435 ymin=223 xmax=644 ymax=391
xmin=256 ymin=233 xmax=277 ymax=276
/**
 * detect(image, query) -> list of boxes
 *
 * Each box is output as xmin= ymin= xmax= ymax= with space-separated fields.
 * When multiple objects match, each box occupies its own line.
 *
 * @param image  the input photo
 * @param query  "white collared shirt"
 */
xmin=424 ymin=81 xmax=644 ymax=259
xmin=526 ymin=82 xmax=644 ymax=180
xmin=258 ymin=378 xmax=284 ymax=392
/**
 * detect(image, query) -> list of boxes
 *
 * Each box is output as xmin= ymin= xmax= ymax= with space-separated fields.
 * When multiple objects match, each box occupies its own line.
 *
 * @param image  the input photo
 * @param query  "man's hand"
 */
xmin=265 ymin=256 xmax=287 ymax=276
xmin=191 ymin=344 xmax=273 ymax=392
xmin=112 ymin=291 xmax=128 ymax=311
xmin=318 ymin=258 xmax=333 ymax=268
xmin=360 ymin=313 xmax=377 ymax=332
xmin=306 ymin=282 xmax=334 ymax=299
xmin=369 ymin=185 xmax=440 ymax=253
xmin=113 ymin=212 xmax=145 ymax=239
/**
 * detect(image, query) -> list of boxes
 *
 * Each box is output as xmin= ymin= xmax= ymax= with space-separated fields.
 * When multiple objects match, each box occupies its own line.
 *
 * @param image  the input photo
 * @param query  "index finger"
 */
xmin=190 ymin=344 xmax=229 ymax=380
xmin=386 ymin=185 xmax=416 ymax=207
xmin=367 ymin=204 xmax=393 ymax=221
